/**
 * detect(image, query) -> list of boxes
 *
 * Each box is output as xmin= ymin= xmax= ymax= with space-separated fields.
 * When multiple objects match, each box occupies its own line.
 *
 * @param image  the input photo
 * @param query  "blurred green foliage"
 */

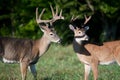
xmin=0 ymin=0 xmax=120 ymax=45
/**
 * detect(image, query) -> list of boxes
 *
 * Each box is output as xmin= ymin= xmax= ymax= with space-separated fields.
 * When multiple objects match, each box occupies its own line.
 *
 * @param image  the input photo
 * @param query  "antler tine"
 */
xmin=36 ymin=7 xmax=52 ymax=24
xmin=55 ymin=6 xmax=58 ymax=16
xmin=71 ymin=15 xmax=79 ymax=22
xmin=50 ymin=5 xmax=55 ymax=17
xmin=38 ymin=8 xmax=45 ymax=21
xmin=84 ymin=15 xmax=91 ymax=25
xmin=71 ymin=15 xmax=74 ymax=21
xmin=59 ymin=9 xmax=62 ymax=17
xmin=59 ymin=9 xmax=64 ymax=20
xmin=36 ymin=7 xmax=39 ymax=23
xmin=50 ymin=5 xmax=64 ymax=23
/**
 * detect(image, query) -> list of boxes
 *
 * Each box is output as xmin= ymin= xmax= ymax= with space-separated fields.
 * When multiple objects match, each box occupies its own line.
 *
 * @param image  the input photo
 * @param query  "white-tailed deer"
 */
xmin=69 ymin=15 xmax=120 ymax=80
xmin=0 ymin=5 xmax=64 ymax=80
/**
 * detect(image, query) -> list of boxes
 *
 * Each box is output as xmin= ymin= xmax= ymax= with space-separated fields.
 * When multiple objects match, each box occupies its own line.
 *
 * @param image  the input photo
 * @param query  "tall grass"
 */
xmin=0 ymin=44 xmax=120 ymax=80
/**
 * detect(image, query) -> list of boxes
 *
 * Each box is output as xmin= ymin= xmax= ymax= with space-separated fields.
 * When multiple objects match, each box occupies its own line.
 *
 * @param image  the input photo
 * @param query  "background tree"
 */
xmin=0 ymin=0 xmax=120 ymax=45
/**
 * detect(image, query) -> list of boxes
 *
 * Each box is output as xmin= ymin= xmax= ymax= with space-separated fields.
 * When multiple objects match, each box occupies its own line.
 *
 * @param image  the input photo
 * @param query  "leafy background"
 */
xmin=0 ymin=0 xmax=120 ymax=45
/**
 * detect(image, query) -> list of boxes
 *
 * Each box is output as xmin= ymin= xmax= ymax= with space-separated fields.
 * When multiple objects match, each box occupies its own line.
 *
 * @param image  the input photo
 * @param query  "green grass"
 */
xmin=0 ymin=44 xmax=120 ymax=80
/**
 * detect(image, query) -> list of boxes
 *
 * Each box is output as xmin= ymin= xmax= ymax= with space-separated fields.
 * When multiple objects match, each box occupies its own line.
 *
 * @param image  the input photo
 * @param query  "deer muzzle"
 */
xmin=57 ymin=39 xmax=61 ymax=44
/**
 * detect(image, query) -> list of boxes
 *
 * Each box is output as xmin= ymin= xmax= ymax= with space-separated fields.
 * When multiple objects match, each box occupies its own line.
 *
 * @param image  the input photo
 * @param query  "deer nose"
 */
xmin=57 ymin=39 xmax=61 ymax=44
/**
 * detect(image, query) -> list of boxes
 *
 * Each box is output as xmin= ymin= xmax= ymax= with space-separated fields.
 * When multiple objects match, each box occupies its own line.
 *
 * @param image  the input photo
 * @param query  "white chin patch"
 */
xmin=3 ymin=58 xmax=19 ymax=63
xmin=75 ymin=35 xmax=89 ymax=43
xmin=54 ymin=39 xmax=60 ymax=43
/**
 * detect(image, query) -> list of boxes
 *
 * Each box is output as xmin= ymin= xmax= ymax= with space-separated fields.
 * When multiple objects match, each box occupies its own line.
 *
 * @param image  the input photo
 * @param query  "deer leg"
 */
xmin=115 ymin=56 xmax=120 ymax=66
xmin=112 ymin=46 xmax=120 ymax=66
xmin=20 ymin=61 xmax=29 ymax=80
xmin=91 ymin=63 xmax=98 ymax=80
xmin=114 ymin=50 xmax=120 ymax=66
xmin=84 ymin=64 xmax=91 ymax=80
xmin=29 ymin=64 xmax=37 ymax=80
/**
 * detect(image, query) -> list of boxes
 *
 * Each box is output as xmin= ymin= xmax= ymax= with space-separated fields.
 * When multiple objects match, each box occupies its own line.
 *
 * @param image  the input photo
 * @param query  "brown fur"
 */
xmin=69 ymin=24 xmax=120 ymax=80
xmin=0 ymin=26 xmax=61 ymax=80
xmin=0 ymin=5 xmax=64 ymax=80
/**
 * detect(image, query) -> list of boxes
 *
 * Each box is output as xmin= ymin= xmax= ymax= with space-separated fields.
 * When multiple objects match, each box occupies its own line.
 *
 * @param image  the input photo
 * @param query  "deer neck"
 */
xmin=73 ymin=37 xmax=90 ymax=56
xmin=37 ymin=34 xmax=51 ymax=57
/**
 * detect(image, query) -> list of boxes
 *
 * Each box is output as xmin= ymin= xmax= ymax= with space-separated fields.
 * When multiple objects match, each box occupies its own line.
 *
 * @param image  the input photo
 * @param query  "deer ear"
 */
xmin=40 ymin=27 xmax=45 ymax=32
xmin=84 ymin=26 xmax=89 ymax=31
xmin=39 ymin=26 xmax=48 ymax=32
xmin=38 ymin=23 xmax=49 ymax=32
xmin=69 ymin=24 xmax=75 ymax=31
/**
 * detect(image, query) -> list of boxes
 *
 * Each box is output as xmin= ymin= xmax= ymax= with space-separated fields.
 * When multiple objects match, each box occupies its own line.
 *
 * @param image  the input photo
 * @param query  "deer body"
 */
xmin=74 ymin=39 xmax=120 ymax=64
xmin=0 ymin=29 xmax=60 ymax=80
xmin=69 ymin=22 xmax=120 ymax=80
xmin=0 ymin=34 xmax=53 ymax=64
xmin=0 ymin=37 xmax=33 ymax=64
xmin=0 ymin=5 xmax=64 ymax=80
xmin=73 ymin=37 xmax=120 ymax=80
xmin=86 ymin=41 xmax=120 ymax=64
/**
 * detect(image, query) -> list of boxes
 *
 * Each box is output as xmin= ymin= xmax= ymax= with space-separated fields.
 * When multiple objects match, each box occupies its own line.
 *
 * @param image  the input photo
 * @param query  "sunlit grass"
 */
xmin=0 ymin=44 xmax=120 ymax=80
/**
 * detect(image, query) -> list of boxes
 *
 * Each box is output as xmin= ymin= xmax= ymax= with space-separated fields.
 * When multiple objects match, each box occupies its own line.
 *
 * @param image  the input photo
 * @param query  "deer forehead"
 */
xmin=74 ymin=29 xmax=85 ymax=35
xmin=45 ymin=28 xmax=55 ymax=33
xmin=75 ymin=28 xmax=85 ymax=32
xmin=43 ymin=28 xmax=56 ymax=37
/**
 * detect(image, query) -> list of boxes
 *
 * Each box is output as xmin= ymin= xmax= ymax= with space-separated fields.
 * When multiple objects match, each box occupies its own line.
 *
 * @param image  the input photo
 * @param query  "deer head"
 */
xmin=69 ymin=15 xmax=91 ymax=43
xmin=36 ymin=5 xmax=64 ymax=43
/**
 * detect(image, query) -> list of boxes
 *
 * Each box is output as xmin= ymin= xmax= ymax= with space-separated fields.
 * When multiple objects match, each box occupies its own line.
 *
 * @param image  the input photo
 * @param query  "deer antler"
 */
xmin=83 ymin=15 xmax=91 ymax=25
xmin=70 ymin=15 xmax=79 ymax=22
xmin=81 ymin=15 xmax=91 ymax=27
xmin=50 ymin=5 xmax=64 ymax=23
xmin=36 ymin=5 xmax=64 ymax=25
xmin=36 ymin=8 xmax=52 ymax=24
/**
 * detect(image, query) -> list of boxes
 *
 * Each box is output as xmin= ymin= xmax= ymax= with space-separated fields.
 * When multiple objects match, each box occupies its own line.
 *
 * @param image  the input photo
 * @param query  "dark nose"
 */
xmin=58 ymin=39 xmax=62 ymax=44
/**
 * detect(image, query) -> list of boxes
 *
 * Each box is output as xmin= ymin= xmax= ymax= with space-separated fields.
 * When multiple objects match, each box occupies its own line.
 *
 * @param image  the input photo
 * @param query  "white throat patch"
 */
xmin=75 ymin=35 xmax=89 ymax=44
